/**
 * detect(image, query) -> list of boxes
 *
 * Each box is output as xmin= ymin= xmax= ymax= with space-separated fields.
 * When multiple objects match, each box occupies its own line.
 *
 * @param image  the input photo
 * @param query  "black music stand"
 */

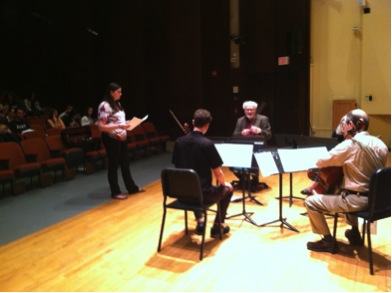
xmin=226 ymin=139 xmax=267 ymax=206
xmin=278 ymin=147 xmax=330 ymax=218
xmin=272 ymin=134 xmax=304 ymax=206
xmin=254 ymin=150 xmax=299 ymax=232
xmin=215 ymin=143 xmax=259 ymax=226
xmin=284 ymin=172 xmax=302 ymax=207
xmin=255 ymin=146 xmax=330 ymax=231
xmin=273 ymin=134 xmax=339 ymax=206
xmin=277 ymin=147 xmax=334 ymax=207
xmin=230 ymin=168 xmax=265 ymax=206
xmin=269 ymin=171 xmax=303 ymax=207
xmin=292 ymin=138 xmax=338 ymax=206
xmin=289 ymin=145 xmax=337 ymax=218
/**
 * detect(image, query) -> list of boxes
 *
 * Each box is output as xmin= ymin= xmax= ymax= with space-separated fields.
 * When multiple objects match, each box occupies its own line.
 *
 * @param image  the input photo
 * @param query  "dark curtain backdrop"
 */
xmin=0 ymin=0 xmax=310 ymax=139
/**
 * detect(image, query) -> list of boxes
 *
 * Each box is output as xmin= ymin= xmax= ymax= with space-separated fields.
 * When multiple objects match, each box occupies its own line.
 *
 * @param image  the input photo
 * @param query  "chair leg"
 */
xmin=158 ymin=209 xmax=167 ymax=252
xmin=39 ymin=173 xmax=53 ymax=187
xmin=332 ymin=213 xmax=339 ymax=252
xmin=64 ymin=167 xmax=76 ymax=180
xmin=217 ymin=204 xmax=222 ymax=240
xmin=199 ymin=211 xmax=207 ymax=261
xmin=12 ymin=180 xmax=26 ymax=195
xmin=365 ymin=221 xmax=374 ymax=275
xmin=361 ymin=220 xmax=366 ymax=245
xmin=184 ymin=210 xmax=188 ymax=235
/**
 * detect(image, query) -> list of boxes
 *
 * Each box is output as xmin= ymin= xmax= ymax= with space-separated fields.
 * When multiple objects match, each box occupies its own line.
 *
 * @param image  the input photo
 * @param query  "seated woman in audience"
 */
xmin=47 ymin=108 xmax=65 ymax=129
xmin=81 ymin=106 xmax=95 ymax=126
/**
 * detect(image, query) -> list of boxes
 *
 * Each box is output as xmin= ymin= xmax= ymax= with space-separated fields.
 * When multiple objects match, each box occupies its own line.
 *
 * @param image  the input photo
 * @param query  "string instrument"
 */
xmin=307 ymin=166 xmax=344 ymax=194
xmin=169 ymin=109 xmax=190 ymax=134
xmin=257 ymin=101 xmax=266 ymax=114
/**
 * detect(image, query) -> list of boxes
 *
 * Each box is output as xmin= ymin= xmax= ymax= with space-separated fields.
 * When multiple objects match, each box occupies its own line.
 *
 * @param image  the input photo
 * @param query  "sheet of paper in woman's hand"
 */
xmin=126 ymin=115 xmax=148 ymax=131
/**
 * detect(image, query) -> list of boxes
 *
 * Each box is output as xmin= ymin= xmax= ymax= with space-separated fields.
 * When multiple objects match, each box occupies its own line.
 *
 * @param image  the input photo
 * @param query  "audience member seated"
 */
xmin=31 ymin=91 xmax=44 ymax=115
xmin=2 ymin=90 xmax=24 ymax=111
xmin=0 ymin=103 xmax=13 ymax=123
xmin=0 ymin=119 xmax=20 ymax=142
xmin=24 ymin=91 xmax=44 ymax=116
xmin=59 ymin=104 xmax=80 ymax=128
xmin=47 ymin=108 xmax=66 ymax=129
xmin=0 ymin=104 xmax=7 ymax=122
xmin=70 ymin=113 xmax=81 ymax=128
xmin=24 ymin=94 xmax=34 ymax=116
xmin=80 ymin=106 xmax=95 ymax=126
xmin=8 ymin=107 xmax=33 ymax=138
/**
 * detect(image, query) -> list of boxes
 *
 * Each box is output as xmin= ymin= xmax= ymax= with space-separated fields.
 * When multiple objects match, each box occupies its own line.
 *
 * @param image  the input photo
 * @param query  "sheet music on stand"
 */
xmin=254 ymin=151 xmax=281 ymax=177
xmin=216 ymin=140 xmax=265 ymax=206
xmin=255 ymin=146 xmax=328 ymax=177
xmin=214 ymin=143 xmax=253 ymax=168
xmin=214 ymin=143 xmax=258 ymax=225
xmin=277 ymin=146 xmax=329 ymax=173
xmin=253 ymin=146 xmax=330 ymax=232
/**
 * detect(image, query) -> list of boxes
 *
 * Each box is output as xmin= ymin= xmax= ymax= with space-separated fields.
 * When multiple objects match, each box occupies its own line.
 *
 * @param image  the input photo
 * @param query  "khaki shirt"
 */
xmin=317 ymin=131 xmax=388 ymax=192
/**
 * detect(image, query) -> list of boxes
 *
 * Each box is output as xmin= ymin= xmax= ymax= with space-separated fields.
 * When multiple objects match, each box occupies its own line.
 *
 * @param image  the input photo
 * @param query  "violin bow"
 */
xmin=169 ymin=109 xmax=187 ymax=134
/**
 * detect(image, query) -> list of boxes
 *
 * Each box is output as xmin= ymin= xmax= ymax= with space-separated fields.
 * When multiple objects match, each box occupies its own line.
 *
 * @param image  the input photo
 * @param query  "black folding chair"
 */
xmin=332 ymin=167 xmax=391 ymax=275
xmin=158 ymin=167 xmax=222 ymax=260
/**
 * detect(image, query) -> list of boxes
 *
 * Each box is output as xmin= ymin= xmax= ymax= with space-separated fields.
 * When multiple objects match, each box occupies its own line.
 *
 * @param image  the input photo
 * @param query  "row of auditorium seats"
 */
xmin=0 ymin=122 xmax=170 ymax=196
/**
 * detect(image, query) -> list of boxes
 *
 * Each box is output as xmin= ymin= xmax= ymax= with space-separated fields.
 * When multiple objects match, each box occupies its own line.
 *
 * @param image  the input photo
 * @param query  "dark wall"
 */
xmin=164 ymin=1 xmax=204 ymax=137
xmin=236 ymin=0 xmax=310 ymax=136
xmin=0 ymin=0 xmax=310 ymax=139
xmin=1 ymin=0 xmax=103 ymax=112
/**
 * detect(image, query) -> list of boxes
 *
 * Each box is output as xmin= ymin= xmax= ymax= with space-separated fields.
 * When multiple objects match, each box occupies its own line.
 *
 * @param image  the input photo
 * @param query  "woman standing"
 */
xmin=97 ymin=82 xmax=145 ymax=200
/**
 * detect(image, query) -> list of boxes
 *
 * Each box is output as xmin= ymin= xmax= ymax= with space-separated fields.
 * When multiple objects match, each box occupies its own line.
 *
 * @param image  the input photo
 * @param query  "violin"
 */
xmin=182 ymin=122 xmax=190 ymax=134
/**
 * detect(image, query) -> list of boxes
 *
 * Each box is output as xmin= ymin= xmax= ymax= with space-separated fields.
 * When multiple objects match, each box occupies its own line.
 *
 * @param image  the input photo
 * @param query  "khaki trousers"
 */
xmin=304 ymin=192 xmax=368 ymax=235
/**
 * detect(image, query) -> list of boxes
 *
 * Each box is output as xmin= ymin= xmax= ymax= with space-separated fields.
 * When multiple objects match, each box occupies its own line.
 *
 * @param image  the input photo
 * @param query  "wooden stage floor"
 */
xmin=0 ymin=168 xmax=390 ymax=292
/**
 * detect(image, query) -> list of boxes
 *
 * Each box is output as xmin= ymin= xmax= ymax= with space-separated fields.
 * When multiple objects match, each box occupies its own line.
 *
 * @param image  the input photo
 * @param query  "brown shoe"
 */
xmin=307 ymin=238 xmax=337 ymax=253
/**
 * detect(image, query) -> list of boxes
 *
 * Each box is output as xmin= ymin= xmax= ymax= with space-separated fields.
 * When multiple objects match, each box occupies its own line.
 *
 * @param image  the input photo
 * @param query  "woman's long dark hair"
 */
xmin=49 ymin=108 xmax=58 ymax=119
xmin=103 ymin=82 xmax=123 ymax=112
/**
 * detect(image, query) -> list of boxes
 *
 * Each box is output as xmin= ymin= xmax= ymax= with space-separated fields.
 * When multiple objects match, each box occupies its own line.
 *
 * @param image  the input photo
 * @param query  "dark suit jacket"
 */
xmin=232 ymin=114 xmax=272 ymax=141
